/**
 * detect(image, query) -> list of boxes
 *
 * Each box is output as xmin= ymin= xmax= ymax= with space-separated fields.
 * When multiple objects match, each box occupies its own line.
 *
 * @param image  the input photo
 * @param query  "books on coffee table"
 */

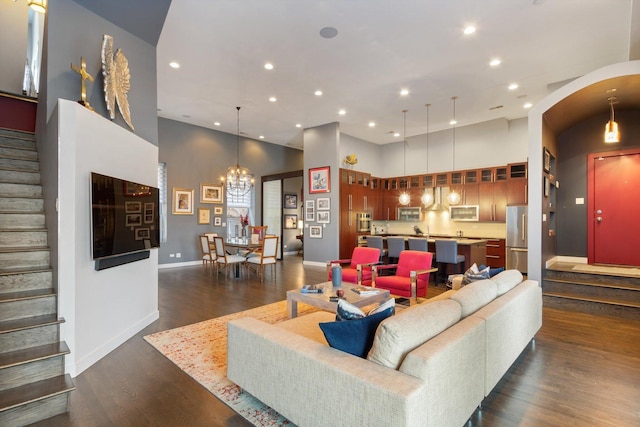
xmin=351 ymin=286 xmax=380 ymax=295
xmin=301 ymin=284 xmax=325 ymax=294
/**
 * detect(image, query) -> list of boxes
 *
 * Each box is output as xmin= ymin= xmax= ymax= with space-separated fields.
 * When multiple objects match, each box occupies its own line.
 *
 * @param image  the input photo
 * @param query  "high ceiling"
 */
xmin=156 ymin=0 xmax=635 ymax=149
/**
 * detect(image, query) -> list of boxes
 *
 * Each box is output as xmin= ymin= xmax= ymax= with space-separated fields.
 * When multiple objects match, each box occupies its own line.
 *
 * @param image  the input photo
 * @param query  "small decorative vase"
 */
xmin=241 ymin=225 xmax=247 ymax=237
xmin=331 ymin=265 xmax=342 ymax=287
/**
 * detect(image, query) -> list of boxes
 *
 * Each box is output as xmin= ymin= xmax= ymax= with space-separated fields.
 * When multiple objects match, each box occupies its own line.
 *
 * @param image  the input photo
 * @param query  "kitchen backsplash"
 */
xmin=372 ymin=213 xmax=506 ymax=239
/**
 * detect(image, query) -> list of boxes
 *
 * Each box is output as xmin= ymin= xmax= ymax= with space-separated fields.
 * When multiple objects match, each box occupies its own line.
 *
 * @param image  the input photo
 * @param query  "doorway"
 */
xmin=587 ymin=148 xmax=640 ymax=266
xmin=261 ymin=171 xmax=303 ymax=260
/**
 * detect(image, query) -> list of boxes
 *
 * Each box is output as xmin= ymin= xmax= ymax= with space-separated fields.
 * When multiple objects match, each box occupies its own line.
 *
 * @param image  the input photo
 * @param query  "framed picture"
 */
xmin=198 ymin=208 xmax=211 ymax=224
xmin=543 ymin=148 xmax=551 ymax=173
xmin=284 ymin=214 xmax=298 ymax=229
xmin=317 ymin=197 xmax=330 ymax=210
xmin=544 ymin=176 xmax=550 ymax=197
xmin=317 ymin=211 xmax=330 ymax=224
xmin=309 ymin=166 xmax=330 ymax=193
xmin=126 ymin=214 xmax=142 ymax=227
xmin=143 ymin=202 xmax=155 ymax=224
xmin=309 ymin=225 xmax=323 ymax=239
xmin=284 ymin=193 xmax=298 ymax=209
xmin=214 ymin=206 xmax=223 ymax=215
xmin=125 ymin=201 xmax=141 ymax=213
xmin=305 ymin=200 xmax=315 ymax=222
xmin=201 ymin=183 xmax=223 ymax=204
xmin=214 ymin=217 xmax=222 ymax=226
xmin=135 ymin=228 xmax=150 ymax=240
xmin=173 ymin=188 xmax=194 ymax=215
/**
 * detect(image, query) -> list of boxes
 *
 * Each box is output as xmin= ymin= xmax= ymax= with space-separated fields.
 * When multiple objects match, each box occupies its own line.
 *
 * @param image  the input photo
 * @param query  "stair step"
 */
xmin=0 ymin=135 xmax=36 ymax=152
xmin=0 ymin=229 xmax=47 ymax=248
xmin=543 ymin=291 xmax=640 ymax=308
xmin=0 ymin=375 xmax=75 ymax=426
xmin=0 ymin=212 xmax=45 ymax=229
xmin=0 ymin=342 xmax=70 ymax=392
xmin=0 ymin=129 xmax=35 ymax=142
xmin=0 ymin=315 xmax=64 ymax=354
xmin=543 ymin=279 xmax=640 ymax=304
xmin=543 ymin=293 xmax=640 ymax=321
xmin=0 ymin=169 xmax=40 ymax=185
xmin=0 ymin=183 xmax=42 ymax=197
xmin=0 ymin=248 xmax=49 ymax=271
xmin=0 ymin=158 xmax=39 ymax=173
xmin=0 ymin=267 xmax=52 ymax=293
xmin=0 ymin=289 xmax=56 ymax=323
xmin=0 ymin=197 xmax=43 ymax=213
xmin=0 ymin=146 xmax=38 ymax=162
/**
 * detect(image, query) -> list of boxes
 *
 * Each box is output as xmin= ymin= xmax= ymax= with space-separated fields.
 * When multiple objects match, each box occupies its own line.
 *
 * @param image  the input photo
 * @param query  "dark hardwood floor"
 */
xmin=31 ymin=256 xmax=640 ymax=426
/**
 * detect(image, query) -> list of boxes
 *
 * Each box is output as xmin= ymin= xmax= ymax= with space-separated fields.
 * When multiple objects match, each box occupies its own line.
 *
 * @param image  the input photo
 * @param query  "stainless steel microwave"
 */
xmin=449 ymin=205 xmax=479 ymax=221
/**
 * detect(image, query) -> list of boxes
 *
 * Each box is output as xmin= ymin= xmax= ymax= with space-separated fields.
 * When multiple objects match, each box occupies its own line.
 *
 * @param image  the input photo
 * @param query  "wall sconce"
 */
xmin=604 ymin=96 xmax=620 ymax=143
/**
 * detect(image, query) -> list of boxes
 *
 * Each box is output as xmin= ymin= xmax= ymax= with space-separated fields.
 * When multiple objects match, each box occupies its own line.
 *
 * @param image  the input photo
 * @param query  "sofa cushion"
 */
xmin=450 ymin=279 xmax=498 ymax=318
xmin=367 ymin=299 xmax=462 ymax=369
xmin=319 ymin=307 xmax=394 ymax=357
xmin=335 ymin=298 xmax=395 ymax=320
xmin=462 ymin=263 xmax=490 ymax=285
xmin=490 ymin=269 xmax=523 ymax=296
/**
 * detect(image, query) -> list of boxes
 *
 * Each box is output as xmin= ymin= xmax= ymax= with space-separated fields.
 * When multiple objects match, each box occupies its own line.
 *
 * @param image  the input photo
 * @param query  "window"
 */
xmin=226 ymin=173 xmax=254 ymax=237
xmin=158 ymin=163 xmax=167 ymax=242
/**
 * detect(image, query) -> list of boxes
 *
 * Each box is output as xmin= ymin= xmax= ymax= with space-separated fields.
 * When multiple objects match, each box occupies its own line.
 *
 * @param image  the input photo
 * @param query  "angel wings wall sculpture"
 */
xmin=101 ymin=35 xmax=134 ymax=131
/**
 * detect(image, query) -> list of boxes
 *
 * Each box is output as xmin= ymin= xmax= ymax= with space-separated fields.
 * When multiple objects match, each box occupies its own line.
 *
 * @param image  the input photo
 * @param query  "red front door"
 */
xmin=587 ymin=149 xmax=640 ymax=266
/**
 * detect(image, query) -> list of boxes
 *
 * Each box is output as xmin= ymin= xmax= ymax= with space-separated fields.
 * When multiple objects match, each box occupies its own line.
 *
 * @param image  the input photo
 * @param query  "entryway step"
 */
xmin=0 ymin=374 xmax=75 ymax=427
xmin=0 ymin=212 xmax=45 ymax=229
xmin=543 ymin=278 xmax=640 ymax=304
xmin=0 ymin=169 xmax=41 ymax=185
xmin=0 ymin=183 xmax=42 ymax=197
xmin=0 ymin=315 xmax=65 ymax=354
xmin=0 ymin=342 xmax=70 ymax=392
xmin=0 ymin=197 xmax=44 ymax=213
xmin=0 ymin=229 xmax=47 ymax=248
xmin=0 ymin=248 xmax=50 ymax=270
xmin=543 ymin=292 xmax=640 ymax=321
xmin=0 ymin=146 xmax=37 ymax=162
xmin=0 ymin=267 xmax=52 ymax=293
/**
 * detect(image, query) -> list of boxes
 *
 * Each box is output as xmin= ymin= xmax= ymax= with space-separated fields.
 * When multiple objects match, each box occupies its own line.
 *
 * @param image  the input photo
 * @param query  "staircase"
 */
xmin=0 ymin=128 xmax=75 ymax=426
xmin=543 ymin=262 xmax=640 ymax=320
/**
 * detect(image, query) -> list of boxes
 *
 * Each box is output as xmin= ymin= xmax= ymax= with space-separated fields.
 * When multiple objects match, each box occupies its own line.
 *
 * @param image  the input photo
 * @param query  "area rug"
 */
xmin=144 ymin=300 xmax=320 ymax=426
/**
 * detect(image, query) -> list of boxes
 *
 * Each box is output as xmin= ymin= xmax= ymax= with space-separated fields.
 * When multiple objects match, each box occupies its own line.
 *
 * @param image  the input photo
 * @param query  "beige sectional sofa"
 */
xmin=227 ymin=270 xmax=541 ymax=427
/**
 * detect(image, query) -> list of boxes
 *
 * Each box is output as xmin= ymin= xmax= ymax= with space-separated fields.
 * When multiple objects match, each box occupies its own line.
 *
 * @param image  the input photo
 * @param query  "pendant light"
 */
xmin=421 ymin=103 xmax=433 ymax=206
xmin=220 ymin=107 xmax=255 ymax=198
xmin=27 ymin=0 xmax=47 ymax=13
xmin=398 ymin=109 xmax=411 ymax=206
xmin=604 ymin=96 xmax=620 ymax=143
xmin=447 ymin=96 xmax=461 ymax=205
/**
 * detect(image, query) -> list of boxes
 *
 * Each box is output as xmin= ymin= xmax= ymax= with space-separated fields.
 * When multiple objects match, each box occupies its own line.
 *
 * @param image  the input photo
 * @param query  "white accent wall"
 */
xmin=56 ymin=99 xmax=159 ymax=377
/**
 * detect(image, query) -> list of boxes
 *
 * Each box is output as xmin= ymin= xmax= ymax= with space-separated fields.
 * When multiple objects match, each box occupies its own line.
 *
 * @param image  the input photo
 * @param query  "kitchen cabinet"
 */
xmin=485 ymin=238 xmax=506 ymax=268
xmin=450 ymin=169 xmax=479 ymax=206
xmin=506 ymin=162 xmax=528 ymax=205
xmin=340 ymin=168 xmax=377 ymax=258
xmin=478 ymin=166 xmax=507 ymax=222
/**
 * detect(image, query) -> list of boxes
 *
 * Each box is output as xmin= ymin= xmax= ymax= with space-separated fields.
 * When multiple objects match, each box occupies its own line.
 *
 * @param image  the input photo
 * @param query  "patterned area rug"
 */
xmin=144 ymin=300 xmax=319 ymax=426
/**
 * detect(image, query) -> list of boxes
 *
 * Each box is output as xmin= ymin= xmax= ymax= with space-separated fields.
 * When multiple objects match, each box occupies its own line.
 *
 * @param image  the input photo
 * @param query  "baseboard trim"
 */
xmin=158 ymin=260 xmax=201 ymax=269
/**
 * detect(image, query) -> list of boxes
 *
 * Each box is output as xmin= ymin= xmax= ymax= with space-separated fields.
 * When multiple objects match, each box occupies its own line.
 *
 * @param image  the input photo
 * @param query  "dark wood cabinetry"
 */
xmin=478 ymin=166 xmax=507 ymax=222
xmin=506 ymin=162 xmax=528 ymax=205
xmin=485 ymin=238 xmax=506 ymax=268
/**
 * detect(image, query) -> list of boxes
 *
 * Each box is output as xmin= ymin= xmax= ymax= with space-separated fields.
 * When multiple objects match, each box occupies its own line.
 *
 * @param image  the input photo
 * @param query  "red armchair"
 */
xmin=372 ymin=250 xmax=436 ymax=305
xmin=326 ymin=247 xmax=381 ymax=286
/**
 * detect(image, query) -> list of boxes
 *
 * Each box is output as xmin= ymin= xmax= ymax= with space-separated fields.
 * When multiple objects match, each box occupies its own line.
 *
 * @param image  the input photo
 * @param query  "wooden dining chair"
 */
xmin=199 ymin=235 xmax=215 ymax=271
xmin=213 ymin=236 xmax=246 ymax=280
xmin=245 ymin=235 xmax=279 ymax=280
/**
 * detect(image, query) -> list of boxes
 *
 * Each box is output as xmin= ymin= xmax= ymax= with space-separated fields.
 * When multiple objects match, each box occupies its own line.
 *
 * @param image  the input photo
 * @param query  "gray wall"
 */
xmin=158 ymin=117 xmax=303 ymax=264
xmin=557 ymin=109 xmax=640 ymax=256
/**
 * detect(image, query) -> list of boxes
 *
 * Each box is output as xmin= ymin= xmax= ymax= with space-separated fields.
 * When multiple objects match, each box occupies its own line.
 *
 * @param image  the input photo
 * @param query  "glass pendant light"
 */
xmin=398 ymin=109 xmax=411 ymax=206
xmin=447 ymin=96 xmax=461 ymax=205
xmin=604 ymin=96 xmax=620 ymax=143
xmin=421 ymin=103 xmax=433 ymax=206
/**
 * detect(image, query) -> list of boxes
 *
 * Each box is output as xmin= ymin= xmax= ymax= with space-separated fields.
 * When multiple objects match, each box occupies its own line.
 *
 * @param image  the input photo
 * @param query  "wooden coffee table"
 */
xmin=286 ymin=281 xmax=390 ymax=318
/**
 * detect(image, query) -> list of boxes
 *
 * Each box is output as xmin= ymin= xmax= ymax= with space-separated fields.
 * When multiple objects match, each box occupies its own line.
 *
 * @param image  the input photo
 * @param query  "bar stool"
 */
xmin=386 ymin=236 xmax=406 ymax=264
xmin=366 ymin=236 xmax=387 ymax=263
xmin=435 ymin=239 xmax=465 ymax=285
xmin=407 ymin=237 xmax=428 ymax=252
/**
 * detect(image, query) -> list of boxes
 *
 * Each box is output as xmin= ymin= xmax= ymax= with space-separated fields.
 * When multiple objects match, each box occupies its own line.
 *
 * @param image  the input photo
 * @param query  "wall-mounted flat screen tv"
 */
xmin=91 ymin=172 xmax=160 ymax=260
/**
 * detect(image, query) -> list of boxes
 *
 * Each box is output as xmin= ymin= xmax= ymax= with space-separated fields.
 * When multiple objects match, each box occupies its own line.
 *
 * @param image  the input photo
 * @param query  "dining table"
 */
xmin=224 ymin=237 xmax=262 ymax=278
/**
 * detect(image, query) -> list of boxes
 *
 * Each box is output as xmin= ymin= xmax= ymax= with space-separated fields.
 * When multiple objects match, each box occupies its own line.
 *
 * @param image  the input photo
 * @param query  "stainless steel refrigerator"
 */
xmin=506 ymin=205 xmax=528 ymax=274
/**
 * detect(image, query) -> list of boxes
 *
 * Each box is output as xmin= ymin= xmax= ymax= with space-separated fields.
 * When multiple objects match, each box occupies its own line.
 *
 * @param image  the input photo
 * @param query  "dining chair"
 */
xmin=204 ymin=232 xmax=218 ymax=258
xmin=213 ymin=236 xmax=247 ymax=280
xmin=366 ymin=235 xmax=387 ymax=263
xmin=372 ymin=250 xmax=434 ymax=305
xmin=326 ymin=246 xmax=381 ymax=286
xmin=435 ymin=239 xmax=465 ymax=285
xmin=199 ymin=235 xmax=215 ymax=271
xmin=386 ymin=236 xmax=406 ymax=264
xmin=249 ymin=225 xmax=268 ymax=242
xmin=407 ymin=237 xmax=429 ymax=252
xmin=245 ymin=235 xmax=279 ymax=280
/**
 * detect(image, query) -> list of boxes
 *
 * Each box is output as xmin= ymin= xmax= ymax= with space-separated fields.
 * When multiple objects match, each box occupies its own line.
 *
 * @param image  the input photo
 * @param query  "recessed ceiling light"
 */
xmin=450 ymin=119 xmax=457 ymax=125
xmin=508 ymin=83 xmax=519 ymax=91
xmin=368 ymin=121 xmax=376 ymax=128
xmin=489 ymin=58 xmax=501 ymax=67
xmin=314 ymin=90 xmax=323 ymax=96
xmin=400 ymin=88 xmax=409 ymax=96
xmin=523 ymin=102 xmax=533 ymax=109
xmin=169 ymin=62 xmax=180 ymax=69
xmin=214 ymin=122 xmax=221 ymax=126
xmin=295 ymin=123 xmax=302 ymax=128
xmin=269 ymin=96 xmax=277 ymax=102
xmin=394 ymin=132 xmax=400 ymax=137
xmin=259 ymin=135 xmax=265 ymax=139
xmin=264 ymin=63 xmax=274 ymax=70
xmin=338 ymin=109 xmax=346 ymax=115
xmin=463 ymin=26 xmax=476 ymax=35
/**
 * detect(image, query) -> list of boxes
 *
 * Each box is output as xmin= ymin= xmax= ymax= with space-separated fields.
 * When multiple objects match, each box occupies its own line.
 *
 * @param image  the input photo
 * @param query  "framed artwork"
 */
xmin=198 ymin=208 xmax=211 ymax=224
xmin=284 ymin=214 xmax=298 ymax=229
xmin=126 ymin=214 xmax=142 ymax=227
xmin=214 ymin=217 xmax=222 ymax=226
xmin=125 ymin=201 xmax=141 ymax=213
xmin=284 ymin=193 xmax=298 ymax=209
xmin=309 ymin=225 xmax=323 ymax=239
xmin=214 ymin=206 xmax=223 ymax=215
xmin=543 ymin=148 xmax=551 ymax=173
xmin=317 ymin=197 xmax=330 ymax=210
xmin=143 ymin=202 xmax=155 ymax=224
xmin=135 ymin=228 xmax=150 ymax=240
xmin=201 ymin=183 xmax=223 ymax=203
xmin=317 ymin=211 xmax=330 ymax=224
xmin=305 ymin=200 xmax=315 ymax=222
xmin=309 ymin=166 xmax=330 ymax=193
xmin=173 ymin=188 xmax=194 ymax=215
xmin=544 ymin=176 xmax=550 ymax=197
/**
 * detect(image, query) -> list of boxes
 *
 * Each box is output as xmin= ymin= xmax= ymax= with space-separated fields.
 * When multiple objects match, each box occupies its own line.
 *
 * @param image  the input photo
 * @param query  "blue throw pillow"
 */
xmin=319 ymin=307 xmax=394 ymax=358
xmin=489 ymin=267 xmax=505 ymax=277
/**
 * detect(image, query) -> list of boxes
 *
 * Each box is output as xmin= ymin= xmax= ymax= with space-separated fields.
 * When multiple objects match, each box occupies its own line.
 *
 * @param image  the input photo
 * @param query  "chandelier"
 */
xmin=221 ymin=107 xmax=254 ymax=197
